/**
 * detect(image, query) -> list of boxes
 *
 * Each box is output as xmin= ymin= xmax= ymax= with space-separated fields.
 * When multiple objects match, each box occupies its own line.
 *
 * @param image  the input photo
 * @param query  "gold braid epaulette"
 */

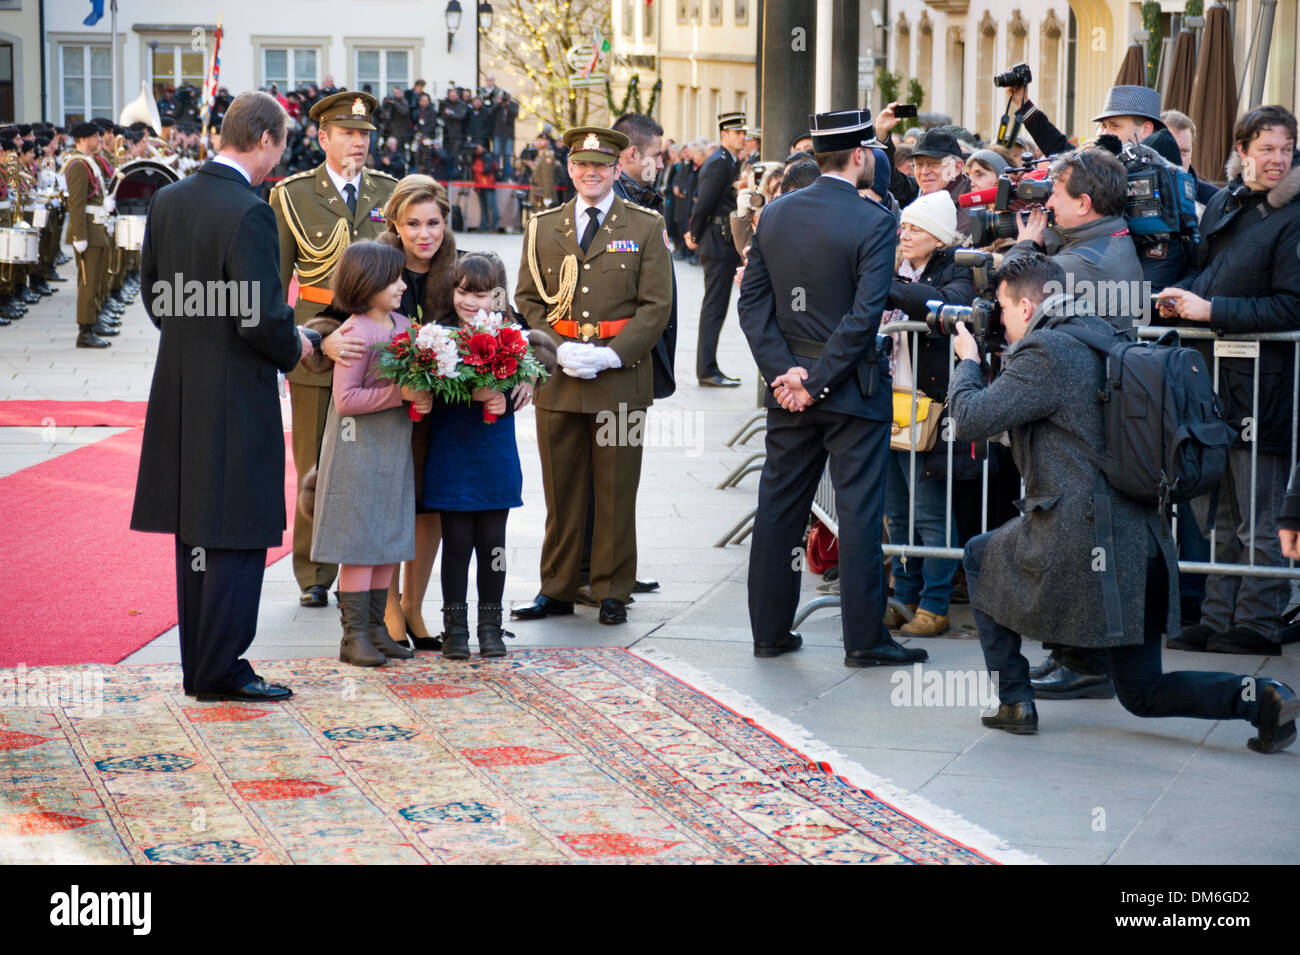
xmin=525 ymin=212 xmax=578 ymax=328
xmin=273 ymin=180 xmax=350 ymax=284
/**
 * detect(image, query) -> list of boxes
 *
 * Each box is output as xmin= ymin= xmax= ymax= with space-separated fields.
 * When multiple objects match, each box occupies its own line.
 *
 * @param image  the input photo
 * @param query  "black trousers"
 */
xmin=748 ymin=407 xmax=890 ymax=652
xmin=175 ymin=538 xmax=266 ymax=694
xmin=695 ymin=246 xmax=741 ymax=379
xmin=965 ymin=533 xmax=1260 ymax=725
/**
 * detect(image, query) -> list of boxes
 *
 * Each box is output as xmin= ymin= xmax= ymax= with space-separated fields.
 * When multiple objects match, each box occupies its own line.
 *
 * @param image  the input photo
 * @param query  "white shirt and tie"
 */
xmin=574 ymin=189 xmax=616 ymax=251
xmin=324 ymin=163 xmax=362 ymax=215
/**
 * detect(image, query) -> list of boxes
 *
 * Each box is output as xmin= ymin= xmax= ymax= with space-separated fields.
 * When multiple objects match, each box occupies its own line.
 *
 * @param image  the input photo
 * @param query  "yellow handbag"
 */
xmin=891 ymin=390 xmax=943 ymax=453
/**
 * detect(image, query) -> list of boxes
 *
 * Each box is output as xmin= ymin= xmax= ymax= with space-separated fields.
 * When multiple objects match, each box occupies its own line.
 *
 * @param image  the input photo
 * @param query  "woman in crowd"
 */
xmin=881 ymin=192 xmax=976 ymax=637
xmin=375 ymin=175 xmax=458 ymax=650
xmin=311 ymin=242 xmax=428 ymax=667
xmin=422 ymin=253 xmax=532 ymax=659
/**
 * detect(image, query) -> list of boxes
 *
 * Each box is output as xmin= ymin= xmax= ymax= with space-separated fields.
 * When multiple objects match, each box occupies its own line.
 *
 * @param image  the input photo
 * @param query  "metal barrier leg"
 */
xmin=792 ymin=595 xmax=841 ymax=628
xmin=734 ymin=421 xmax=767 ymax=446
xmin=725 ymin=410 xmax=767 ymax=447
xmin=714 ymin=506 xmax=758 ymax=547
xmin=717 ymin=452 xmax=766 ymax=489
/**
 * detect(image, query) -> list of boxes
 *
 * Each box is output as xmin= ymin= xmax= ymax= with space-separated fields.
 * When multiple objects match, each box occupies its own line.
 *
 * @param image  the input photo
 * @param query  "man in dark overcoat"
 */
xmin=131 ymin=92 xmax=321 ymax=702
xmin=952 ymin=252 xmax=1297 ymax=752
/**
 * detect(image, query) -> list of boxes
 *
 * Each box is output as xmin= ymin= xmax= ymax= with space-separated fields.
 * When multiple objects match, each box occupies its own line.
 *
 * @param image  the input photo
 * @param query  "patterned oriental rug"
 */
xmin=0 ymin=648 xmax=1007 ymax=864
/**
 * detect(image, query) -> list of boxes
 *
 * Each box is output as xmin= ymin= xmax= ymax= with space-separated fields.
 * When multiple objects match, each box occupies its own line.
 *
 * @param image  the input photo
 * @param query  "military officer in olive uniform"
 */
xmin=512 ymin=126 xmax=673 ymax=625
xmin=269 ymin=90 xmax=399 ymax=607
xmin=63 ymin=122 xmax=115 ymax=348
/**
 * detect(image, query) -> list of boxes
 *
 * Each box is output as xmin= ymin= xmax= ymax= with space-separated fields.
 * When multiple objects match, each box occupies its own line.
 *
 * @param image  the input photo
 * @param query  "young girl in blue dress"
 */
xmin=424 ymin=252 xmax=533 ymax=659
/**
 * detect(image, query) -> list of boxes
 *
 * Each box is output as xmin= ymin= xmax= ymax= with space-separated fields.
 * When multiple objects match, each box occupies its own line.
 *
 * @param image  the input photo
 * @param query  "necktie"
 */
xmin=579 ymin=206 xmax=601 ymax=253
xmin=344 ymin=182 xmax=357 ymax=216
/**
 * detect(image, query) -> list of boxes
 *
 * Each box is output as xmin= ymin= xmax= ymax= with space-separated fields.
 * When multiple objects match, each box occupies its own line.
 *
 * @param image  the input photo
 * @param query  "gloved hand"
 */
xmin=102 ymin=196 xmax=116 ymax=214
xmin=73 ymin=239 xmax=87 ymax=254
xmin=557 ymin=342 xmax=622 ymax=379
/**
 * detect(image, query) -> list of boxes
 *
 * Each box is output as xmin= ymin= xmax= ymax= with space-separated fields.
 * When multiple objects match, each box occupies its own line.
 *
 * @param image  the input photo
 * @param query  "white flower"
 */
xmin=415 ymin=323 xmax=454 ymax=348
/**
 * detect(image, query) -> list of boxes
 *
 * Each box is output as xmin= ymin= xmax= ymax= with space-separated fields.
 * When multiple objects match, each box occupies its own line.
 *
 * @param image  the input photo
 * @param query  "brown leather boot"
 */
xmin=338 ymin=591 xmax=386 ymax=667
xmin=369 ymin=589 xmax=415 ymax=659
xmin=901 ymin=608 xmax=950 ymax=636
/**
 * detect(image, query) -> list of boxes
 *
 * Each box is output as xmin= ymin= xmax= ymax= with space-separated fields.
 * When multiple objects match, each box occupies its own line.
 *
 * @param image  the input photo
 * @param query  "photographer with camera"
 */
xmin=874 ymin=112 xmax=971 ymax=237
xmin=948 ymin=253 xmax=1296 ymax=750
xmin=880 ymin=193 xmax=976 ymax=636
xmin=1004 ymin=147 xmax=1142 ymax=329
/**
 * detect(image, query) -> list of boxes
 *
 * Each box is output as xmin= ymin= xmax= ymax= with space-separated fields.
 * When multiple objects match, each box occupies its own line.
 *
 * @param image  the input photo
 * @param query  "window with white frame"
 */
xmin=150 ymin=44 xmax=207 ymax=101
xmin=61 ymin=44 xmax=112 ymax=125
xmin=355 ymin=49 xmax=410 ymax=98
xmin=264 ymin=48 xmax=319 ymax=93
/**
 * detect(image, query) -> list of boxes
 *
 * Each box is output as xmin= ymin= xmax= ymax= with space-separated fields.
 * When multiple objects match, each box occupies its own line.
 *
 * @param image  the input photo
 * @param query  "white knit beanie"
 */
xmin=900 ymin=191 xmax=958 ymax=246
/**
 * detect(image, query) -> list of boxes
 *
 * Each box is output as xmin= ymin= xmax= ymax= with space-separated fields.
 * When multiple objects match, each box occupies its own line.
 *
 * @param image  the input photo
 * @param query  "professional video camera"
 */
xmin=925 ymin=250 xmax=1005 ymax=350
xmin=1116 ymin=141 xmax=1198 ymax=244
xmin=965 ymin=171 xmax=1055 ymax=247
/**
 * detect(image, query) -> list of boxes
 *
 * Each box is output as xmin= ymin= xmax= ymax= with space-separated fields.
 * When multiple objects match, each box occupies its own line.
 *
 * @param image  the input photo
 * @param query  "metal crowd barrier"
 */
xmin=716 ymin=322 xmax=1300 ymax=626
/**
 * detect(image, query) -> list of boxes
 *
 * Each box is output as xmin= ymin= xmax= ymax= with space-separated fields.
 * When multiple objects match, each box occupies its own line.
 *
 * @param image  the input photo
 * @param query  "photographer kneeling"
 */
xmin=948 ymin=253 xmax=1296 ymax=751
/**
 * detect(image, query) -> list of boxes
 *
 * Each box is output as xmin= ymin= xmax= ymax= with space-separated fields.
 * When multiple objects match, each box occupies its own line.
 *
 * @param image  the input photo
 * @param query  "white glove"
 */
xmin=102 ymin=196 xmax=116 ymax=214
xmin=557 ymin=342 xmax=622 ymax=379
xmin=72 ymin=239 xmax=87 ymax=253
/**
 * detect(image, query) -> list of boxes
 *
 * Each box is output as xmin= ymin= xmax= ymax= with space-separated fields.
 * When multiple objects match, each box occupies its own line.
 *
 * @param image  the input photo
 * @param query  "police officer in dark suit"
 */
xmin=738 ymin=109 xmax=929 ymax=668
xmin=687 ymin=112 xmax=747 ymax=387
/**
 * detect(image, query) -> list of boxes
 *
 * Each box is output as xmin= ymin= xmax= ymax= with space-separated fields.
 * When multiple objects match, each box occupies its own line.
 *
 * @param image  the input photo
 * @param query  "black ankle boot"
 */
xmin=441 ymin=603 xmax=470 ymax=660
xmin=477 ymin=602 xmax=511 ymax=658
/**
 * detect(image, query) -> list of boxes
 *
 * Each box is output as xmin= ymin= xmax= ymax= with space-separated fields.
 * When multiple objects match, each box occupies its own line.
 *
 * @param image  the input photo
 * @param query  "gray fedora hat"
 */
xmin=1093 ymin=85 xmax=1165 ymax=129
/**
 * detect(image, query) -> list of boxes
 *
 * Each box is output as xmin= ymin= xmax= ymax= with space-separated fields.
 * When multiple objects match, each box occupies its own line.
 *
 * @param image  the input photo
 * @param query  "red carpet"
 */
xmin=0 ymin=429 xmax=297 ymax=666
xmin=0 ymin=400 xmax=149 ymax=428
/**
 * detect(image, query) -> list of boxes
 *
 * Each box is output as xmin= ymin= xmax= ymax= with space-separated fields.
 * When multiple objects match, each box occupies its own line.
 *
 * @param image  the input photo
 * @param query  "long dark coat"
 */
xmin=949 ymin=305 xmax=1180 ymax=648
xmin=131 ymin=161 xmax=304 ymax=549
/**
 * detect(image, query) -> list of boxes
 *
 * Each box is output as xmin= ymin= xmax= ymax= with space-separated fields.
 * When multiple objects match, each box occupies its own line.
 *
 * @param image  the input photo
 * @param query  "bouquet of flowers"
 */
xmin=455 ymin=309 xmax=551 ymax=422
xmin=374 ymin=322 xmax=467 ymax=421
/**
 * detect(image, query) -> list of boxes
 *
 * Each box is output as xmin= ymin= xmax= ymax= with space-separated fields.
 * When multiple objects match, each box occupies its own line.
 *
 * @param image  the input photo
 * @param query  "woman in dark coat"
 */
xmin=880 ymin=192 xmax=975 ymax=637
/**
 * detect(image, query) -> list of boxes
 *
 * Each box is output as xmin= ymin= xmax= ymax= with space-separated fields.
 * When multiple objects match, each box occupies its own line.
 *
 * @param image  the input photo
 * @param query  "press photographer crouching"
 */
xmin=948 ymin=252 xmax=1296 ymax=751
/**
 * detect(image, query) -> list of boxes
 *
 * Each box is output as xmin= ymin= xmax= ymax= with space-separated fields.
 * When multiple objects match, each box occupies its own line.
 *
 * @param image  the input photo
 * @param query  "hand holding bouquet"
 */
xmin=457 ymin=310 xmax=552 ymax=423
xmin=374 ymin=322 xmax=466 ymax=421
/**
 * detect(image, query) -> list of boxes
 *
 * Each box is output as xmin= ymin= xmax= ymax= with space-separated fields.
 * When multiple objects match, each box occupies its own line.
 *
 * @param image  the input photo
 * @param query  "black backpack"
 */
xmin=1055 ymin=321 xmax=1236 ymax=511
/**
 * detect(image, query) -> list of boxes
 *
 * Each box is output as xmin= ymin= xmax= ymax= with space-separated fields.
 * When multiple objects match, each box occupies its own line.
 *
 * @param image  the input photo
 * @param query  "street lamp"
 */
xmin=446 ymin=0 xmax=462 ymax=53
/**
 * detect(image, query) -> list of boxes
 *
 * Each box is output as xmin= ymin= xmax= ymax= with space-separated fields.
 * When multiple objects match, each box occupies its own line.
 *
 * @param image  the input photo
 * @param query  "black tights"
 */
xmin=440 ymin=509 xmax=508 ymax=605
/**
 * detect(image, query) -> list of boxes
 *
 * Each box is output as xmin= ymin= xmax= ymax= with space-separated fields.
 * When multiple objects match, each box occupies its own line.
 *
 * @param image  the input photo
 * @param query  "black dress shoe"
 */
xmin=1031 ymin=663 xmax=1115 ymax=699
xmin=196 ymin=678 xmax=293 ymax=702
xmin=754 ymin=631 xmax=803 ymax=658
xmin=698 ymin=373 xmax=741 ymax=388
xmin=1249 ymin=680 xmax=1299 ymax=754
xmin=632 ymin=579 xmax=660 ymax=593
xmin=599 ymin=598 xmax=628 ymax=624
xmin=575 ymin=585 xmax=634 ymax=607
xmin=20 ymin=287 xmax=40 ymax=303
xmin=76 ymin=329 xmax=111 ymax=348
xmin=511 ymin=593 xmax=574 ymax=620
xmin=981 ymin=701 xmax=1038 ymax=734
xmin=299 ymin=584 xmax=329 ymax=607
xmin=1206 ymin=626 xmax=1282 ymax=656
xmin=46 ymin=270 xmax=67 ymax=282
xmin=91 ymin=320 xmax=120 ymax=336
xmin=845 ymin=636 xmax=929 ymax=667
xmin=31 ymin=281 xmax=54 ymax=296
xmin=1028 ymin=654 xmax=1059 ymax=679
xmin=1166 ymin=622 xmax=1222 ymax=651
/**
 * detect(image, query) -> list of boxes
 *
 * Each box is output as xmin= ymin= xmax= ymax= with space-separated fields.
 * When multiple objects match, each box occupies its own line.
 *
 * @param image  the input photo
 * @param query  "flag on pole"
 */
xmin=83 ymin=0 xmax=105 ymax=26
xmin=199 ymin=18 xmax=224 ymax=131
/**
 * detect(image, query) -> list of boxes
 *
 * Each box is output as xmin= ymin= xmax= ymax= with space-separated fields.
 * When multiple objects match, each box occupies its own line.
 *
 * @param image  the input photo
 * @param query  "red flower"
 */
xmin=491 ymin=355 xmax=518 ymax=379
xmin=498 ymin=326 xmax=528 ymax=357
xmin=392 ymin=330 xmax=411 ymax=344
xmin=465 ymin=332 xmax=499 ymax=366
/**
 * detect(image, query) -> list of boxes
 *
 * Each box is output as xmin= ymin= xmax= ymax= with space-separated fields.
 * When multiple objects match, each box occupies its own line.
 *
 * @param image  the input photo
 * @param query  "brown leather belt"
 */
xmin=552 ymin=317 xmax=630 ymax=341
xmin=297 ymin=283 xmax=333 ymax=305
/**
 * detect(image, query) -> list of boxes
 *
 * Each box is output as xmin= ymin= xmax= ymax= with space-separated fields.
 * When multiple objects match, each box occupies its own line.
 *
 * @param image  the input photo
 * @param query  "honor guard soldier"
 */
xmin=63 ymin=122 xmax=115 ymax=348
xmin=737 ymin=108 xmax=929 ymax=668
xmin=686 ymin=111 xmax=747 ymax=387
xmin=269 ymin=90 xmax=399 ymax=607
xmin=512 ymin=125 xmax=673 ymax=625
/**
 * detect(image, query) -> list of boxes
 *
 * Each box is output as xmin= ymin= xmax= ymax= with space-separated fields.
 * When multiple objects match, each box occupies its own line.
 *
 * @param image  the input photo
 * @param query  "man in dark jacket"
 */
xmin=738 ymin=108 xmax=927 ymax=669
xmin=439 ymin=88 xmax=468 ymax=176
xmin=464 ymin=94 xmax=495 ymax=150
xmin=131 ymin=92 xmax=321 ymax=702
xmin=492 ymin=90 xmax=519 ymax=179
xmin=873 ymin=118 xmax=971 ymax=237
xmin=1158 ymin=105 xmax=1300 ymax=656
xmin=381 ymin=85 xmax=413 ymax=146
xmin=953 ymin=252 xmax=1296 ymax=751
xmin=687 ymin=114 xmax=747 ymax=386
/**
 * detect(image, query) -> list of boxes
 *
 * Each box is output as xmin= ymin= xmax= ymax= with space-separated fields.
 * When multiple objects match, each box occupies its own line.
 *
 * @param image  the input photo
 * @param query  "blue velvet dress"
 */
xmin=421 ymin=392 xmax=524 ymax=512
